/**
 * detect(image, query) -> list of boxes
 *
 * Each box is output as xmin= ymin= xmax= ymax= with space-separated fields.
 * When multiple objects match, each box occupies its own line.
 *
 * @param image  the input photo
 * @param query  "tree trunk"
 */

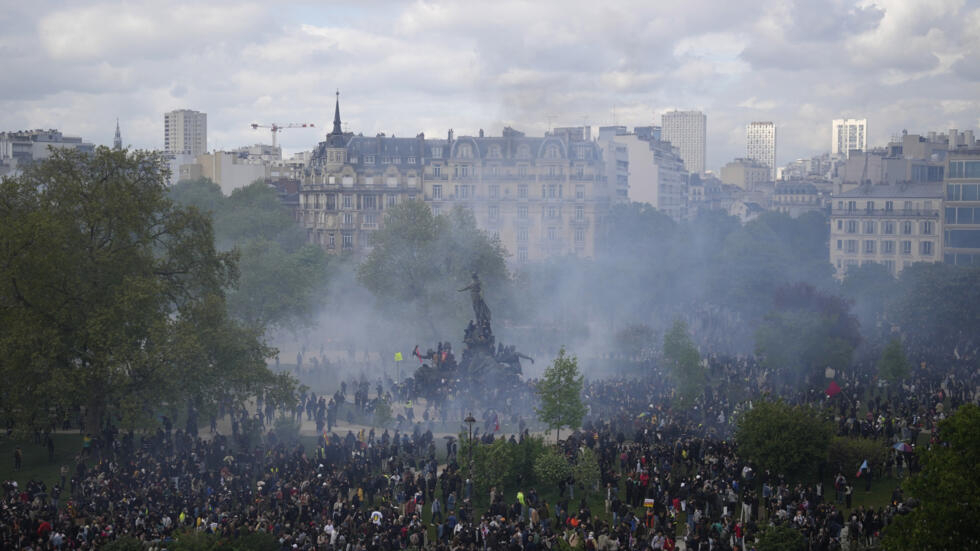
xmin=84 ymin=394 xmax=105 ymax=438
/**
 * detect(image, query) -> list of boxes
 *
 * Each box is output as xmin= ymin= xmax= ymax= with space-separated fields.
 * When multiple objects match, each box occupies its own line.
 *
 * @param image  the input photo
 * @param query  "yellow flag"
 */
xmin=394 ymin=352 xmax=404 ymax=362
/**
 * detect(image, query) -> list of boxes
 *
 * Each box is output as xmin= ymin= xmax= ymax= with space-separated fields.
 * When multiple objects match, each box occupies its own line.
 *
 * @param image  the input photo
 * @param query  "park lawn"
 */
xmin=0 ymin=433 xmax=83 ymax=489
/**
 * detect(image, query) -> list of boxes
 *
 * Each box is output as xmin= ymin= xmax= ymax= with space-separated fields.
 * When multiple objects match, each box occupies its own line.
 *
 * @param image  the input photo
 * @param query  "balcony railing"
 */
xmin=831 ymin=208 xmax=940 ymax=218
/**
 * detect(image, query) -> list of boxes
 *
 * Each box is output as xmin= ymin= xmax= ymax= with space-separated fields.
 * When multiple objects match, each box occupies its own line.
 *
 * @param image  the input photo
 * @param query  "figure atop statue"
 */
xmin=458 ymin=272 xmax=491 ymax=328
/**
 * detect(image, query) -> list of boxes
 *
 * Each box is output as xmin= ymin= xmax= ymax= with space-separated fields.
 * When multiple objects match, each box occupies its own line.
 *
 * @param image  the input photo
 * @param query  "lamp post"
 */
xmin=464 ymin=412 xmax=476 ymax=518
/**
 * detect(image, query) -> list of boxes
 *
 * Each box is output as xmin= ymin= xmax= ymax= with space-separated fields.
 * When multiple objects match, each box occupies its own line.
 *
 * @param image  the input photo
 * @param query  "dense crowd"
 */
xmin=3 ymin=339 xmax=978 ymax=550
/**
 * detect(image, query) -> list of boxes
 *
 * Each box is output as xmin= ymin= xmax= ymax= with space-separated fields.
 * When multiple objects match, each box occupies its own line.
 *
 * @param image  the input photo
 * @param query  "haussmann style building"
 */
xmin=298 ymin=96 xmax=612 ymax=264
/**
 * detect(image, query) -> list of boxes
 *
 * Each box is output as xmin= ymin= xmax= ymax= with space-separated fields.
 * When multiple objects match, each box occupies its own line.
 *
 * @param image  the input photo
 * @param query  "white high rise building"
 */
xmin=746 ymin=121 xmax=776 ymax=182
xmin=661 ymin=110 xmax=706 ymax=174
xmin=164 ymin=109 xmax=207 ymax=156
xmin=832 ymin=118 xmax=867 ymax=156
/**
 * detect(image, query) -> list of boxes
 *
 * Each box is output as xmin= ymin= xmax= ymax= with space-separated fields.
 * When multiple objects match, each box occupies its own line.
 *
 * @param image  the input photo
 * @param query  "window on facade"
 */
xmin=837 ymin=239 xmax=842 ymax=250
xmin=343 ymin=212 xmax=353 ymax=225
xmin=408 ymin=157 xmax=416 ymax=164
xmin=904 ymin=201 xmax=913 ymax=210
xmin=518 ymin=165 xmax=528 ymax=177
xmin=882 ymin=240 xmax=895 ymax=254
xmin=431 ymin=147 xmax=442 ymax=159
xmin=489 ymin=205 xmax=499 ymax=220
xmin=575 ymin=205 xmax=584 ymax=220
xmin=489 ymin=145 xmax=501 ymax=159
xmin=518 ymin=184 xmax=528 ymax=199
xmin=328 ymin=233 xmax=335 ymax=248
xmin=576 ymin=184 xmax=585 ymax=200
xmin=432 ymin=166 xmax=442 ymax=177
xmin=864 ymin=221 xmax=876 ymax=234
xmin=921 ymin=221 xmax=934 ymax=235
xmin=847 ymin=201 xmax=856 ymax=212
xmin=576 ymin=147 xmax=586 ymax=160
xmin=548 ymin=227 xmax=558 ymax=241
xmin=432 ymin=204 xmax=441 ymax=216
xmin=518 ymin=246 xmax=528 ymax=263
xmin=885 ymin=201 xmax=894 ymax=211
xmin=386 ymin=195 xmax=397 ymax=208
xmin=363 ymin=195 xmax=377 ymax=210
xmin=546 ymin=145 xmax=559 ymax=159
xmin=846 ymin=220 xmax=858 ymax=233
xmin=574 ymin=228 xmax=585 ymax=243
xmin=517 ymin=229 xmax=528 ymax=243
xmin=866 ymin=201 xmax=875 ymax=212
xmin=432 ymin=184 xmax=442 ymax=200
xmin=836 ymin=219 xmax=843 ymax=231
xmin=458 ymin=144 xmax=473 ymax=158
xmin=365 ymin=213 xmax=377 ymax=225
xmin=883 ymin=221 xmax=895 ymax=235
xmin=901 ymin=240 xmax=912 ymax=255
xmin=547 ymin=206 xmax=558 ymax=218
xmin=902 ymin=221 xmax=913 ymax=235
xmin=845 ymin=240 xmax=857 ymax=253
xmin=342 ymin=233 xmax=353 ymax=249
xmin=343 ymin=195 xmax=352 ymax=209
xmin=489 ymin=184 xmax=500 ymax=200
xmin=920 ymin=241 xmax=933 ymax=256
xmin=864 ymin=240 xmax=876 ymax=254
xmin=365 ymin=155 xmax=375 ymax=164
xmin=518 ymin=206 xmax=528 ymax=219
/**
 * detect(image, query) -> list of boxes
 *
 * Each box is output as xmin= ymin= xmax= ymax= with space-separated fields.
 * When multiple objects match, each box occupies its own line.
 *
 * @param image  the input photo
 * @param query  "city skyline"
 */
xmin=1 ymin=1 xmax=979 ymax=172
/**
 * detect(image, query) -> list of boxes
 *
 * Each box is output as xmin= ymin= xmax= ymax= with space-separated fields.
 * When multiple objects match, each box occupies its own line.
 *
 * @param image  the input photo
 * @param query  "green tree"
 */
xmin=535 ymin=347 xmax=587 ymax=443
xmin=827 ymin=436 xmax=889 ymax=476
xmin=358 ymin=200 xmax=508 ymax=338
xmin=755 ymin=284 xmax=860 ymax=384
xmin=735 ymin=399 xmax=833 ymax=479
xmin=887 ymin=263 xmax=980 ymax=361
xmin=877 ymin=337 xmax=911 ymax=383
xmin=756 ymin=524 xmax=806 ymax=551
xmin=168 ymin=179 xmax=329 ymax=332
xmin=882 ymin=404 xmax=980 ymax=550
xmin=0 ymin=148 xmax=284 ymax=431
xmin=571 ymin=447 xmax=601 ymax=494
xmin=662 ymin=319 xmax=706 ymax=406
xmin=533 ymin=447 xmax=571 ymax=489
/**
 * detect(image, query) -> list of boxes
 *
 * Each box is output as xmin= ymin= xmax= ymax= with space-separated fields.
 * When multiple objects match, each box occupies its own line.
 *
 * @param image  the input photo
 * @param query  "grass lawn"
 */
xmin=0 ymin=433 xmax=84 ymax=489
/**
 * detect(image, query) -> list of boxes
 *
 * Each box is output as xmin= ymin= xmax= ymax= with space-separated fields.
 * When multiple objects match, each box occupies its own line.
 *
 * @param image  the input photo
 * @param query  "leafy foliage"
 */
xmin=535 ymin=347 xmax=587 ymax=443
xmin=571 ymin=447 xmax=601 ymax=494
xmin=168 ymin=178 xmax=328 ymax=332
xmin=0 ymin=148 xmax=285 ymax=431
xmin=662 ymin=319 xmax=706 ymax=406
xmin=534 ymin=447 xmax=572 ymax=489
xmin=756 ymin=524 xmax=806 ymax=551
xmin=826 ymin=437 xmax=889 ymax=475
xmin=735 ymin=399 xmax=833 ymax=479
xmin=357 ymin=200 xmax=508 ymax=339
xmin=877 ymin=338 xmax=911 ymax=383
xmin=755 ymin=284 xmax=860 ymax=384
xmin=882 ymin=404 xmax=980 ymax=550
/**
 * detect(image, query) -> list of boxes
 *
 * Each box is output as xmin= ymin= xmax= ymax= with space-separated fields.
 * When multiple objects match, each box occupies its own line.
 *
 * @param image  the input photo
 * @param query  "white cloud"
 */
xmin=0 ymin=0 xmax=977 ymax=170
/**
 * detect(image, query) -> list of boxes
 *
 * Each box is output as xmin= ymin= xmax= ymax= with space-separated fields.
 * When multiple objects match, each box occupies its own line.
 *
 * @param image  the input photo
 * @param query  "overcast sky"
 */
xmin=2 ymin=0 xmax=978 ymax=172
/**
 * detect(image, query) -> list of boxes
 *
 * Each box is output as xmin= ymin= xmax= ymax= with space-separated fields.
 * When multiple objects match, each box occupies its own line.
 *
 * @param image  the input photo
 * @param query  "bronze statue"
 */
xmin=458 ymin=272 xmax=491 ymax=327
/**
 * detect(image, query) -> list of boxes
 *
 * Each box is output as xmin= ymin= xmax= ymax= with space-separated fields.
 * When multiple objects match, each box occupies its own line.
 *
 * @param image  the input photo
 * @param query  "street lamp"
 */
xmin=464 ymin=412 xmax=476 ymax=518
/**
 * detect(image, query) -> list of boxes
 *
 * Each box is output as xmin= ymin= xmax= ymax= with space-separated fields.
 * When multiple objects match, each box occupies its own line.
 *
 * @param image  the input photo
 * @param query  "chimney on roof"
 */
xmin=479 ymin=129 xmax=484 ymax=138
xmin=448 ymin=129 xmax=454 ymax=142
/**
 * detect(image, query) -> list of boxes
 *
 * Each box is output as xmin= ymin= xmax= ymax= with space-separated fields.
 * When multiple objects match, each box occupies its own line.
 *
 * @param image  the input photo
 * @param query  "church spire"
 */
xmin=332 ymin=89 xmax=342 ymax=135
xmin=113 ymin=118 xmax=122 ymax=150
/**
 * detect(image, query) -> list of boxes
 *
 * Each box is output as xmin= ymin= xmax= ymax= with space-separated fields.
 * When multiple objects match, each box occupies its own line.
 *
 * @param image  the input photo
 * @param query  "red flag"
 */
xmin=825 ymin=381 xmax=841 ymax=397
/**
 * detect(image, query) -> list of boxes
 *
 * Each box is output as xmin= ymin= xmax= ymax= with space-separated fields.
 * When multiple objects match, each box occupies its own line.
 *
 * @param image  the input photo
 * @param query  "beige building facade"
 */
xmin=830 ymin=183 xmax=942 ymax=278
xmin=298 ymin=99 xmax=611 ymax=263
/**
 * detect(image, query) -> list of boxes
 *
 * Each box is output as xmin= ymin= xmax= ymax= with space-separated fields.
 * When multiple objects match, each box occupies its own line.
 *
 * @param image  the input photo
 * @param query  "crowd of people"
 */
xmin=2 ymin=335 xmax=977 ymax=550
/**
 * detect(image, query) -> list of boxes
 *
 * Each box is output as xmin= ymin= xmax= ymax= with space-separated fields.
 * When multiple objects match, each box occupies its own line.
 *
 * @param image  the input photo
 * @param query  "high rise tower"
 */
xmin=660 ymin=110 xmax=706 ymax=174
xmin=164 ymin=109 xmax=207 ymax=155
xmin=746 ymin=121 xmax=777 ymax=182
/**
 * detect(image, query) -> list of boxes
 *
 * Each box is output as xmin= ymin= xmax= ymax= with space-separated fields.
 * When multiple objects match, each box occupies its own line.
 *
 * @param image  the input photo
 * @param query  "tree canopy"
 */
xmin=735 ymin=399 xmax=833 ymax=479
xmin=168 ymin=178 xmax=329 ymax=332
xmin=662 ymin=319 xmax=706 ymax=406
xmin=535 ymin=347 xmax=587 ymax=443
xmin=882 ymin=403 xmax=980 ymax=550
xmin=357 ymin=200 xmax=509 ymax=339
xmin=0 ymin=148 xmax=287 ymax=431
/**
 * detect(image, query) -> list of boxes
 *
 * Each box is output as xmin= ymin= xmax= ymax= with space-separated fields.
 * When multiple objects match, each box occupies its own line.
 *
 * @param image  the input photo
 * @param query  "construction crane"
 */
xmin=249 ymin=122 xmax=316 ymax=149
